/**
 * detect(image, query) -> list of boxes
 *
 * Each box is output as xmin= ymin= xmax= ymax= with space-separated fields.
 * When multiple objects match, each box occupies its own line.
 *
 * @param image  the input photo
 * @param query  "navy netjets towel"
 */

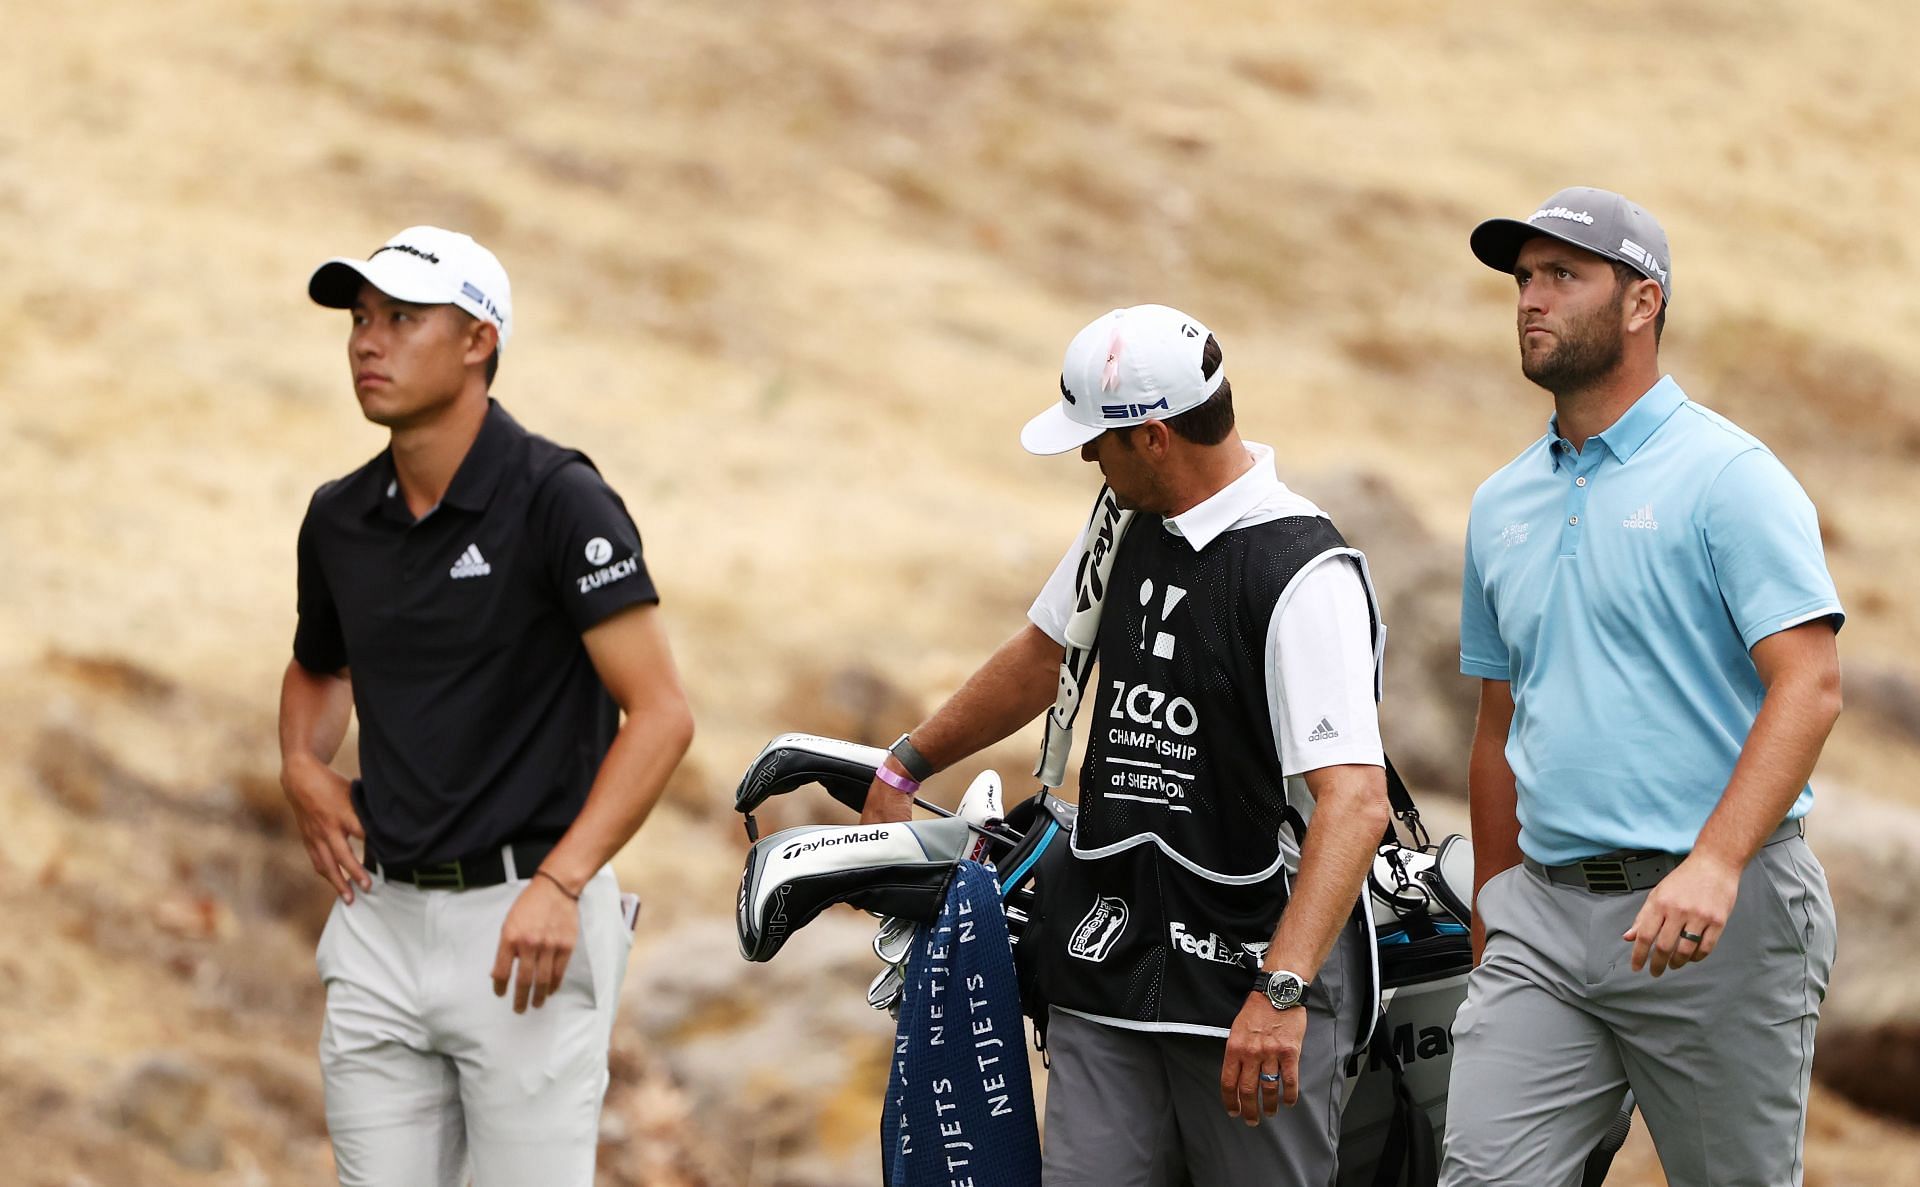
xmin=883 ymin=859 xmax=1042 ymax=1187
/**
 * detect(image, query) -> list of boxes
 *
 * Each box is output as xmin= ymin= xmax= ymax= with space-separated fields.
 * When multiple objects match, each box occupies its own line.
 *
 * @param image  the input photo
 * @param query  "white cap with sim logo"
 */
xmin=1020 ymin=304 xmax=1225 ymax=456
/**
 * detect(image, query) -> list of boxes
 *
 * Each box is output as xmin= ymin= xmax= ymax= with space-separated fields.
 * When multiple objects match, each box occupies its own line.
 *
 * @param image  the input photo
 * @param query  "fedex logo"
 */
xmin=1102 ymin=398 xmax=1168 ymax=420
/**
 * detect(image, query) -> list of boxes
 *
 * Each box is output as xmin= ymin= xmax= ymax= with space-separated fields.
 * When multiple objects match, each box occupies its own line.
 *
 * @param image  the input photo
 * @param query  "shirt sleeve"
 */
xmin=1458 ymin=510 xmax=1509 ymax=680
xmin=1268 ymin=556 xmax=1385 ymax=776
xmin=532 ymin=459 xmax=660 ymax=633
xmin=292 ymin=494 xmax=349 ymax=674
xmin=1701 ymin=449 xmax=1845 ymax=650
xmin=1025 ymin=524 xmax=1087 ymax=647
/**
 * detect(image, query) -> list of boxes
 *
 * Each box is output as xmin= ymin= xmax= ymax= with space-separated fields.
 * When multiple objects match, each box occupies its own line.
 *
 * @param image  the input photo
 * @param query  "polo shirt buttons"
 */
xmin=1575 ymin=477 xmax=1587 ymax=487
xmin=1569 ymin=515 xmax=1579 ymax=525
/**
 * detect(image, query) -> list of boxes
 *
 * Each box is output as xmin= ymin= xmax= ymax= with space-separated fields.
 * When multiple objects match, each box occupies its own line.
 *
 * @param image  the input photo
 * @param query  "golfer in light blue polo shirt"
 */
xmin=1439 ymin=188 xmax=1844 ymax=1187
xmin=1460 ymin=372 xmax=1842 ymax=864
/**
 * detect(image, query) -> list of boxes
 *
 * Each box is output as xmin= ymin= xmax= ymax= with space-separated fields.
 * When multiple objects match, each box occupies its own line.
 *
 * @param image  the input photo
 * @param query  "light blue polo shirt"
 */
xmin=1460 ymin=376 xmax=1843 ymax=864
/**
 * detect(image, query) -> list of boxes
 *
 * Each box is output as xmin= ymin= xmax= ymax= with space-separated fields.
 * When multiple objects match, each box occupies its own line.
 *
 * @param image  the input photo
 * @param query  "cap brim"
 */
xmin=307 ymin=256 xmax=455 ymax=309
xmin=1470 ymin=218 xmax=1618 ymax=276
xmin=1020 ymin=404 xmax=1105 ymax=456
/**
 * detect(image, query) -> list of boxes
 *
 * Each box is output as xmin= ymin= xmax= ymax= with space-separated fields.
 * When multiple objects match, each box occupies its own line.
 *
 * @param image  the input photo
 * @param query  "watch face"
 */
xmin=1265 ymin=973 xmax=1305 ymax=1010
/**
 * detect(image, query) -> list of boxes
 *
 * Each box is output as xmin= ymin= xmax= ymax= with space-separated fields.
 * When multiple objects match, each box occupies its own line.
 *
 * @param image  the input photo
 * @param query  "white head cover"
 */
xmin=308 ymin=225 xmax=513 ymax=348
xmin=1020 ymin=304 xmax=1224 ymax=455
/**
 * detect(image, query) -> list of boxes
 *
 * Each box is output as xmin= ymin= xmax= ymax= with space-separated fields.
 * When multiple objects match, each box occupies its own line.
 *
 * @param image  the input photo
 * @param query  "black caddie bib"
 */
xmin=1032 ymin=513 xmax=1361 ymax=1032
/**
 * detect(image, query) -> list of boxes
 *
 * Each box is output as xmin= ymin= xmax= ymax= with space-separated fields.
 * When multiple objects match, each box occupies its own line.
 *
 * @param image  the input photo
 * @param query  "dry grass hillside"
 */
xmin=3 ymin=2 xmax=1918 ymax=1183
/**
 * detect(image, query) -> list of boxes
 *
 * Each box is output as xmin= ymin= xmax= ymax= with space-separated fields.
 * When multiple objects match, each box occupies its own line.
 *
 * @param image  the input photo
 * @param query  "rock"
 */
xmin=1815 ymin=1024 xmax=1920 ymax=1126
xmin=30 ymin=719 xmax=108 ymax=817
xmin=230 ymin=769 xmax=295 ymax=836
xmin=1846 ymin=663 xmax=1920 ymax=745
xmin=660 ymin=751 xmax=719 ymax=822
xmin=621 ymin=914 xmax=901 ymax=1186
xmin=1800 ymin=784 xmax=1920 ymax=1127
xmin=113 ymin=1054 xmax=225 ymax=1172
xmin=775 ymin=664 xmax=924 ymax=749
xmin=1303 ymin=468 xmax=1475 ymax=799
xmin=41 ymin=651 xmax=179 ymax=703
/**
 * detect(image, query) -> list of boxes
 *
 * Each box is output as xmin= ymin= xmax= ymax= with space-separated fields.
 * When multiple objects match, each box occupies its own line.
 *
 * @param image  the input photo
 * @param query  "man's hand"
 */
xmin=1625 ymin=851 xmax=1741 ymax=977
xmin=1220 ymin=993 xmax=1307 ymax=1124
xmin=281 ymin=755 xmax=371 ymax=903
xmin=492 ymin=874 xmax=581 ymax=1013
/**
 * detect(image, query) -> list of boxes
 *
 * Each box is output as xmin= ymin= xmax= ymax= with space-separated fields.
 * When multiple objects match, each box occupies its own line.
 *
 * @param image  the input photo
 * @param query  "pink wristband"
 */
xmin=875 ymin=764 xmax=921 ymax=795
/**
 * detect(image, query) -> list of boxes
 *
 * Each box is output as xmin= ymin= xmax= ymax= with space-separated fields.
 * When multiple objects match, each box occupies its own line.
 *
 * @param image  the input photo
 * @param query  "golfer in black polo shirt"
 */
xmin=277 ymin=226 xmax=694 ymax=1187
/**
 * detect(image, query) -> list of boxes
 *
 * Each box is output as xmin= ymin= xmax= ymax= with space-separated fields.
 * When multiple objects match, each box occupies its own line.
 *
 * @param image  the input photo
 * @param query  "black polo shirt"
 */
xmin=293 ymin=399 xmax=659 ymax=866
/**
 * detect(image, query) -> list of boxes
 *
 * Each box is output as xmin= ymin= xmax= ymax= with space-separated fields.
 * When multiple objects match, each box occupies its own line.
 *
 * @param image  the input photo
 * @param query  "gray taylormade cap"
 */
xmin=1470 ymin=186 xmax=1672 ymax=302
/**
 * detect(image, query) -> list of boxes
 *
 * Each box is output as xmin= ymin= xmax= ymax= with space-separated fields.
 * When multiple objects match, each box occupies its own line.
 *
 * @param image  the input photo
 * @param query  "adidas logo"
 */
xmin=1307 ymin=717 xmax=1339 ymax=742
xmin=449 ymin=544 xmax=492 ymax=579
xmin=1622 ymin=504 xmax=1659 ymax=531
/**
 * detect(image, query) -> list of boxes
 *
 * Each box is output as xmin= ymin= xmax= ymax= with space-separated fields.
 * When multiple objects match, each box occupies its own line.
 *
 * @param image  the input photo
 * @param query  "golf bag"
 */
xmin=1332 ymin=762 xmax=1473 ymax=1187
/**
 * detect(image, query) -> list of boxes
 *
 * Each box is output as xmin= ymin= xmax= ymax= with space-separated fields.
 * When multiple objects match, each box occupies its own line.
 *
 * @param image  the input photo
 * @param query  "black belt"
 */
xmin=370 ymin=840 xmax=557 ymax=891
xmin=1523 ymin=818 xmax=1804 ymax=896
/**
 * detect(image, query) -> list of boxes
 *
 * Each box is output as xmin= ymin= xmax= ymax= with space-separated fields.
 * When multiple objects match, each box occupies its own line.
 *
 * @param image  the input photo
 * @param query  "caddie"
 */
xmin=860 ymin=304 xmax=1391 ymax=1184
xmin=1443 ymin=187 xmax=1843 ymax=1187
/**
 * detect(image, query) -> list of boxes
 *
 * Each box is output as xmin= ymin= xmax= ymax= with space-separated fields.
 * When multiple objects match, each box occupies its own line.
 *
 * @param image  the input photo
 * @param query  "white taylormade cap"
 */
xmin=1020 ymin=304 xmax=1225 ymax=456
xmin=307 ymin=225 xmax=514 ymax=348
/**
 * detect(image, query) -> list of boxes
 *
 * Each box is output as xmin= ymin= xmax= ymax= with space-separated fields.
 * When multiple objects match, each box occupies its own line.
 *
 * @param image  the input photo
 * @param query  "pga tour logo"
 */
xmin=1068 ymin=896 xmax=1130 ymax=963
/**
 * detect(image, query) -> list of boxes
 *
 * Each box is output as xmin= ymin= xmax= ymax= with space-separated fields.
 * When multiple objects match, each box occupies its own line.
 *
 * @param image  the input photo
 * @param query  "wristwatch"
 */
xmin=888 ymin=733 xmax=935 ymax=783
xmin=1252 ymin=970 xmax=1308 ymax=1011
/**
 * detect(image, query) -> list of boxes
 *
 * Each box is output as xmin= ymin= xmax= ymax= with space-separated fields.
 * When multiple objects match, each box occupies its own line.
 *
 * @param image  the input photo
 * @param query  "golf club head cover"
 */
xmin=733 ymin=732 xmax=890 ymax=818
xmin=956 ymin=769 xmax=1005 ymax=863
xmin=1424 ymin=833 xmax=1474 ymax=928
xmin=737 ymin=816 xmax=973 ymax=962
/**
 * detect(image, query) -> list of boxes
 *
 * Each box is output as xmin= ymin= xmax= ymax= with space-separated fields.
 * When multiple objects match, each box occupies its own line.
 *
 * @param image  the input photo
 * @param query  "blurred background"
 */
xmin=3 ymin=1 xmax=1917 ymax=1183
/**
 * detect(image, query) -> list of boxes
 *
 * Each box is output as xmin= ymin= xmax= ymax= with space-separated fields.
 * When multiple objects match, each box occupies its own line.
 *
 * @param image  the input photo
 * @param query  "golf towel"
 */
xmin=883 ymin=859 xmax=1042 ymax=1187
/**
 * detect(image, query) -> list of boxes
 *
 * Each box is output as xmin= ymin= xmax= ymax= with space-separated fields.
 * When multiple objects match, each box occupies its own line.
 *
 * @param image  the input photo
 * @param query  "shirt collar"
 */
xmin=364 ymin=399 xmax=519 ymax=519
xmin=1546 ymin=375 xmax=1687 ymax=471
xmin=1161 ymin=442 xmax=1282 ymax=551
xmin=362 ymin=453 xmax=401 ymax=516
xmin=440 ymin=399 xmax=520 ymax=512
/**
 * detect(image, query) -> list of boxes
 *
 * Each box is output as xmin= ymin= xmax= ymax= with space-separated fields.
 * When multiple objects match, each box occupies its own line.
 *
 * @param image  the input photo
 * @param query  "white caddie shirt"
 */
xmin=1027 ymin=442 xmax=1385 ymax=781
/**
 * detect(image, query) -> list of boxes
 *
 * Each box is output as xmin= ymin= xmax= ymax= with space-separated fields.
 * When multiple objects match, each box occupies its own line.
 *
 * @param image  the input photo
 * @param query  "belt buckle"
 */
xmin=1577 ymin=858 xmax=1632 ymax=895
xmin=412 ymin=860 xmax=466 ymax=891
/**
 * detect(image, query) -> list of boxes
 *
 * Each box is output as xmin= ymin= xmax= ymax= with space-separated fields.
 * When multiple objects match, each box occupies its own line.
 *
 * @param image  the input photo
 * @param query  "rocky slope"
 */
xmin=3 ymin=2 xmax=1918 ymax=1183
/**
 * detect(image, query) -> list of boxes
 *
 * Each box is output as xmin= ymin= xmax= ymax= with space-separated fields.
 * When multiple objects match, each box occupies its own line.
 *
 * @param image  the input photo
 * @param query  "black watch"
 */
xmin=888 ymin=733 xmax=935 ymax=783
xmin=1252 ymin=969 xmax=1308 ymax=1011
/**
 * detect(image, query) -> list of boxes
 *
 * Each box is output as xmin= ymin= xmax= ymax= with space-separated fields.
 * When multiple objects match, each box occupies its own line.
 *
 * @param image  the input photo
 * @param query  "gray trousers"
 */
xmin=1440 ymin=836 xmax=1835 ymax=1187
xmin=1041 ymin=925 xmax=1363 ymax=1187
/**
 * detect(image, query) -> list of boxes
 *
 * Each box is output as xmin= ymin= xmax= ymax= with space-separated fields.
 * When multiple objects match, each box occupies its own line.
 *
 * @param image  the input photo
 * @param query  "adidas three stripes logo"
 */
xmin=450 ymin=544 xmax=492 ymax=579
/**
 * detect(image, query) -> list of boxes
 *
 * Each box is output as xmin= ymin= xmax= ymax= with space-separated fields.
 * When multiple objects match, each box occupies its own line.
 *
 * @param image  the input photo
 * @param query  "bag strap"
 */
xmin=1367 ymin=1034 xmax=1440 ymax=1187
xmin=1383 ymin=754 xmax=1430 ymax=850
xmin=1034 ymin=485 xmax=1134 ymax=789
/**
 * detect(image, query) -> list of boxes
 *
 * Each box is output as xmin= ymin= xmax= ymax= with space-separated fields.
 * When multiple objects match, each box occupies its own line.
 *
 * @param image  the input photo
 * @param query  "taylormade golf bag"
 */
xmin=1332 ymin=768 xmax=1473 ymax=1187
